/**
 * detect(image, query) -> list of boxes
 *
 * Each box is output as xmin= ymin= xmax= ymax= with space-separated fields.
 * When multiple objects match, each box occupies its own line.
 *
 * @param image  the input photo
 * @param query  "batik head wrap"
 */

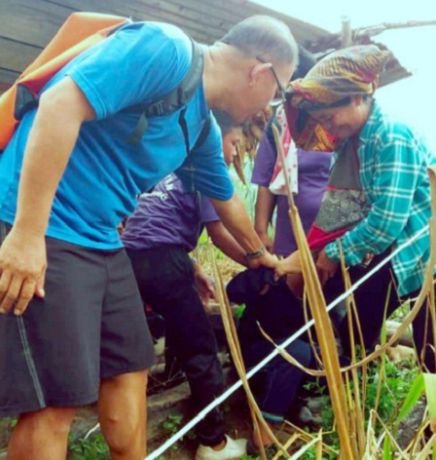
xmin=285 ymin=45 xmax=391 ymax=151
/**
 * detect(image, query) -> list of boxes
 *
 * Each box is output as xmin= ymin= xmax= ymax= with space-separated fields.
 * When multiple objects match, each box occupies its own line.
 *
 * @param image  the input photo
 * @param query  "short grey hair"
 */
xmin=219 ymin=16 xmax=298 ymax=68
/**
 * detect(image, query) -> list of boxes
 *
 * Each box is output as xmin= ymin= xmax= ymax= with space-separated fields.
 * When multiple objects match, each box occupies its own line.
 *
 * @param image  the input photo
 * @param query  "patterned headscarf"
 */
xmin=285 ymin=45 xmax=391 ymax=151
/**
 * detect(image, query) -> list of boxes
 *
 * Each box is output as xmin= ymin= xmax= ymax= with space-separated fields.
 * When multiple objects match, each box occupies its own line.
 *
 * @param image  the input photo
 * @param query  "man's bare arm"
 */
xmin=15 ymin=77 xmax=95 ymax=233
xmin=205 ymin=220 xmax=247 ymax=267
xmin=0 ymin=77 xmax=95 ymax=315
xmin=209 ymin=193 xmax=277 ymax=269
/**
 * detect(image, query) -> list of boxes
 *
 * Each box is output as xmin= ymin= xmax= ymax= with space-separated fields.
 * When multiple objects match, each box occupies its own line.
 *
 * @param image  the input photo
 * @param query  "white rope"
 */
xmin=145 ymin=225 xmax=430 ymax=460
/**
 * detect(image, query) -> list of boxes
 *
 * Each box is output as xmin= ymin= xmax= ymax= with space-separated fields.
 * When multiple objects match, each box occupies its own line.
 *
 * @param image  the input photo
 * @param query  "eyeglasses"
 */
xmin=256 ymin=56 xmax=286 ymax=104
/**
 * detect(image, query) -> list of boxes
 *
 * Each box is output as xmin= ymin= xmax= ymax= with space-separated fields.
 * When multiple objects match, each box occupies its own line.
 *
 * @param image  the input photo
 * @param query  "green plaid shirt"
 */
xmin=325 ymin=102 xmax=436 ymax=296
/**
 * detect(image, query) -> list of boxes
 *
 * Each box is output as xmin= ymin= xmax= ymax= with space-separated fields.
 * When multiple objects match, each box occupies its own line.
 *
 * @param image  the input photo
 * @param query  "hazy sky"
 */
xmin=253 ymin=0 xmax=436 ymax=150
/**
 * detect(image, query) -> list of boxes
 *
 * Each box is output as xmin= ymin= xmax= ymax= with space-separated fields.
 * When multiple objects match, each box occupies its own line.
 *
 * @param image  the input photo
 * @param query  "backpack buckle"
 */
xmin=149 ymin=100 xmax=165 ymax=116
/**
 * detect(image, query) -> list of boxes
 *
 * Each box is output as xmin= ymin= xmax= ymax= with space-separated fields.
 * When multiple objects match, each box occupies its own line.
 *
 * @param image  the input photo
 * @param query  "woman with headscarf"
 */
xmin=276 ymin=45 xmax=436 ymax=371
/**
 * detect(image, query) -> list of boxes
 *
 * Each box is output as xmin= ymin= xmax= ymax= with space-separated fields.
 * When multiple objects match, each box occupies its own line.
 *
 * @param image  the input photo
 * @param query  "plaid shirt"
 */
xmin=325 ymin=102 xmax=436 ymax=296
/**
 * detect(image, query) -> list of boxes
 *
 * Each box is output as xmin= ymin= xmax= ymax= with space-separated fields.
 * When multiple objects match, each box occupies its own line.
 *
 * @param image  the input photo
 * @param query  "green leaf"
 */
xmin=382 ymin=435 xmax=392 ymax=460
xmin=235 ymin=304 xmax=246 ymax=319
xmin=396 ymin=373 xmax=425 ymax=424
xmin=169 ymin=414 xmax=183 ymax=424
xmin=424 ymin=373 xmax=436 ymax=420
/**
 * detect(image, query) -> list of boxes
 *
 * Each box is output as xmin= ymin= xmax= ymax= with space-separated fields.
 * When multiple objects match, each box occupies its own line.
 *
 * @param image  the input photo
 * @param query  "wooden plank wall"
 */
xmin=0 ymin=0 xmax=331 ymax=92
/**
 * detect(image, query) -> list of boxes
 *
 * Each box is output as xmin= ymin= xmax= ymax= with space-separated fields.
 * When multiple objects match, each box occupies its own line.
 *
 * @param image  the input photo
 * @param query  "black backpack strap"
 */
xmin=14 ymin=85 xmax=39 ymax=121
xmin=178 ymin=108 xmax=190 ymax=158
xmin=266 ymin=113 xmax=279 ymax=148
xmin=192 ymin=112 xmax=211 ymax=150
xmin=177 ymin=111 xmax=211 ymax=193
xmin=128 ymin=38 xmax=204 ymax=145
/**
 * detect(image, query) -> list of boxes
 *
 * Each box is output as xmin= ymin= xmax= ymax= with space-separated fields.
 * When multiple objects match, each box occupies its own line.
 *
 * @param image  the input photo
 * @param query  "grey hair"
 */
xmin=218 ymin=15 xmax=298 ymax=68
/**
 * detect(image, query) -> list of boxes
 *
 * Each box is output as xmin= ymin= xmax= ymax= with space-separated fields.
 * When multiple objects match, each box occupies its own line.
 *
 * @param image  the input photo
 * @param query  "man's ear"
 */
xmin=249 ymin=62 xmax=272 ymax=87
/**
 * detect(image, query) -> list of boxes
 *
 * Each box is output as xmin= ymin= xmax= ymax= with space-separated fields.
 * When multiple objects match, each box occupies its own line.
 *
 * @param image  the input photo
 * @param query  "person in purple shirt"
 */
xmin=245 ymin=117 xmax=332 ymax=456
xmin=122 ymin=112 xmax=248 ymax=460
xmin=252 ymin=118 xmax=332 ymax=258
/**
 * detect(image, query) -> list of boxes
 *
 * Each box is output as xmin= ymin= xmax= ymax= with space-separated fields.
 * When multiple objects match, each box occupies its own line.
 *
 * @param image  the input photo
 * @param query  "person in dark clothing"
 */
xmin=227 ymin=268 xmax=317 ymax=459
xmin=122 ymin=112 xmax=249 ymax=460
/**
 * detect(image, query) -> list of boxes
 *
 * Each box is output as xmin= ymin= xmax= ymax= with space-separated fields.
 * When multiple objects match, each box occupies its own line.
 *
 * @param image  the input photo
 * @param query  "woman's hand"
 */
xmin=315 ymin=249 xmax=338 ymax=285
xmin=275 ymin=250 xmax=303 ymax=278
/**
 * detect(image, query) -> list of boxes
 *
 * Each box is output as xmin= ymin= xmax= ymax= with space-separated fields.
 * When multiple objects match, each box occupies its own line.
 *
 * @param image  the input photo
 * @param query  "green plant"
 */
xmin=162 ymin=413 xmax=183 ymax=436
xmin=300 ymin=356 xmax=419 ymax=455
xmin=68 ymin=433 xmax=110 ymax=460
xmin=301 ymin=446 xmax=336 ymax=460
xmin=160 ymin=413 xmax=196 ymax=453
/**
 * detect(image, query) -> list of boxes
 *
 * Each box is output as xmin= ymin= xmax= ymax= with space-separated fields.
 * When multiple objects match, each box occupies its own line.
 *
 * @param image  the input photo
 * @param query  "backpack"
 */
xmin=0 ymin=12 xmax=205 ymax=153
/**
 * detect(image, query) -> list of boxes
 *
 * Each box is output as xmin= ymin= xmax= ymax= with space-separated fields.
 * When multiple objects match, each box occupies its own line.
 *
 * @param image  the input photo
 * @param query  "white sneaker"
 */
xmin=195 ymin=435 xmax=247 ymax=460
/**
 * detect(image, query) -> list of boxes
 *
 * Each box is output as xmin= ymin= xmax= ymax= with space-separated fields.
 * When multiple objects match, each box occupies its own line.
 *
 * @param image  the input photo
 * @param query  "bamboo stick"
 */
xmin=271 ymin=123 xmax=354 ymax=459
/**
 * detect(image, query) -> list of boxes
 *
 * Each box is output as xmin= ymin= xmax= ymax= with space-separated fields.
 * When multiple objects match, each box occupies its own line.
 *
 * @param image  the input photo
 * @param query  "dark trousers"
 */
xmin=324 ymin=251 xmax=436 ymax=372
xmin=126 ymin=245 xmax=225 ymax=447
xmin=242 ymin=339 xmax=313 ymax=422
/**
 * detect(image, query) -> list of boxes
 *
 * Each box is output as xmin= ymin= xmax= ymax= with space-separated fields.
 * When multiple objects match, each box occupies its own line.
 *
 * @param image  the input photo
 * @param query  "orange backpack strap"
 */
xmin=0 ymin=12 xmax=130 ymax=151
xmin=0 ymin=13 xmax=205 ymax=154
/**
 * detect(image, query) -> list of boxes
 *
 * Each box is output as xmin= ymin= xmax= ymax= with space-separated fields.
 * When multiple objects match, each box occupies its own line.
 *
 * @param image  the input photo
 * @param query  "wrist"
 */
xmin=11 ymin=221 xmax=46 ymax=238
xmin=247 ymin=250 xmax=273 ymax=269
xmin=245 ymin=246 xmax=266 ymax=261
xmin=254 ymin=227 xmax=268 ymax=236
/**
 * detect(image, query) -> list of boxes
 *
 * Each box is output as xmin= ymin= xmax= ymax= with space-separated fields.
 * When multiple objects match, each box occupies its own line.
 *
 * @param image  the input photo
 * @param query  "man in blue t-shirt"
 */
xmin=0 ymin=15 xmax=297 ymax=460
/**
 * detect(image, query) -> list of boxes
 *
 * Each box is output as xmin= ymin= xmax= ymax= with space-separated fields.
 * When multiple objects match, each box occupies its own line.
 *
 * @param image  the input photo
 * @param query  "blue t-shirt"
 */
xmin=0 ymin=22 xmax=233 ymax=249
xmin=122 ymin=174 xmax=219 ymax=252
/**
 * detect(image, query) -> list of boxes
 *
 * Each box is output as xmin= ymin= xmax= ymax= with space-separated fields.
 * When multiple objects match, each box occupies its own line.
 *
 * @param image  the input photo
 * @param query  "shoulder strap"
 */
xmin=177 ymin=111 xmax=211 ymax=194
xmin=192 ymin=113 xmax=212 ymax=150
xmin=266 ymin=113 xmax=279 ymax=148
xmin=128 ymin=38 xmax=204 ymax=145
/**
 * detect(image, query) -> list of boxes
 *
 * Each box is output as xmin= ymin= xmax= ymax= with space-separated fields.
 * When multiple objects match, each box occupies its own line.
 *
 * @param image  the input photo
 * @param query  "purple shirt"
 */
xmin=122 ymin=174 xmax=219 ymax=252
xmin=252 ymin=128 xmax=332 ymax=256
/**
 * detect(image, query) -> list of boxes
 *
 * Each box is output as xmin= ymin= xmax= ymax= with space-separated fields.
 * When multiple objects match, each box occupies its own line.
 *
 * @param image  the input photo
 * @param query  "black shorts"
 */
xmin=0 ymin=221 xmax=155 ymax=417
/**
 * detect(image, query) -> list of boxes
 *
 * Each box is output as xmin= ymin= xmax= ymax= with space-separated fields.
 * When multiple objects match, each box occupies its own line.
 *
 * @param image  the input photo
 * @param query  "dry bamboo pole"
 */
xmin=316 ymin=431 xmax=323 ymax=460
xmin=338 ymin=241 xmax=366 ymax=457
xmin=271 ymin=123 xmax=354 ymax=459
xmin=371 ymin=285 xmax=392 ymax=431
xmin=302 ymin=292 xmax=324 ymax=368
xmin=284 ymin=421 xmax=340 ymax=457
xmin=208 ymin=242 xmax=289 ymax=459
xmin=414 ymin=433 xmax=436 ymax=460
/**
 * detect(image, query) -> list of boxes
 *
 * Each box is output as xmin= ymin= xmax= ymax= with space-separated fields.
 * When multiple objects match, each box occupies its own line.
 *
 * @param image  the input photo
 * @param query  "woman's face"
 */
xmin=309 ymin=96 xmax=369 ymax=139
xmin=222 ymin=127 xmax=243 ymax=167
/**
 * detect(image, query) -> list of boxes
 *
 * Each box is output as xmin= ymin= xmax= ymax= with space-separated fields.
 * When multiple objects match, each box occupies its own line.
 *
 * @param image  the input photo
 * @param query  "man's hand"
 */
xmin=274 ymin=250 xmax=303 ymax=278
xmin=0 ymin=227 xmax=47 ymax=316
xmin=257 ymin=232 xmax=274 ymax=253
xmin=193 ymin=261 xmax=216 ymax=309
xmin=315 ymin=248 xmax=338 ymax=286
xmin=247 ymin=250 xmax=278 ymax=270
